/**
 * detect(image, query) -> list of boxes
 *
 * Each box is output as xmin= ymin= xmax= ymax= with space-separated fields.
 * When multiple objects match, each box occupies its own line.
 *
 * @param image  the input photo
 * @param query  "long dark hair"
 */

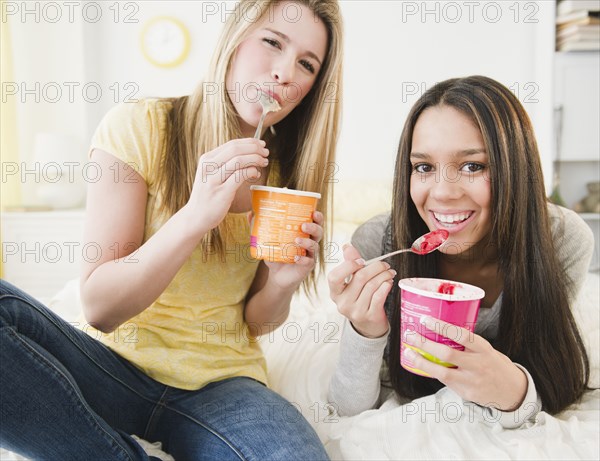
xmin=386 ymin=75 xmax=590 ymax=414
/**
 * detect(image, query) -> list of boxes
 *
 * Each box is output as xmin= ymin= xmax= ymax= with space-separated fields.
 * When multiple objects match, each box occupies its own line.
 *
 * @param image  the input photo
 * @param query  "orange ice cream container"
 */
xmin=249 ymin=185 xmax=321 ymax=263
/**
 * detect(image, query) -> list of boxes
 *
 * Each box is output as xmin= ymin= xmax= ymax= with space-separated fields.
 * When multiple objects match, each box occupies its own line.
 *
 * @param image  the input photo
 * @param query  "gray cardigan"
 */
xmin=328 ymin=204 xmax=594 ymax=428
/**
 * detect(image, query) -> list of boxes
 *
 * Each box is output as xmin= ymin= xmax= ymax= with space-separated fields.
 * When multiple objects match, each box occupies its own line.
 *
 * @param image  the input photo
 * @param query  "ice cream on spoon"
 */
xmin=254 ymin=91 xmax=281 ymax=140
xmin=344 ymin=229 xmax=449 ymax=284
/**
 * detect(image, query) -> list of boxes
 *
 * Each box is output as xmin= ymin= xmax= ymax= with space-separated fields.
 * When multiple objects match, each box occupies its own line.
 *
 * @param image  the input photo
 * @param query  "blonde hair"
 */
xmin=158 ymin=0 xmax=343 ymax=283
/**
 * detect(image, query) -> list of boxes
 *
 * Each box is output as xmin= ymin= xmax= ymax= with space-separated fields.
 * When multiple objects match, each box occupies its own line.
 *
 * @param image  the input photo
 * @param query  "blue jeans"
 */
xmin=0 ymin=280 xmax=329 ymax=461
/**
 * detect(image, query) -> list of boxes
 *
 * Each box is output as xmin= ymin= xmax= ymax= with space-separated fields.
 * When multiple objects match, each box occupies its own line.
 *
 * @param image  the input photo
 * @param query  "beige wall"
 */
xmin=4 ymin=1 xmax=556 ymax=205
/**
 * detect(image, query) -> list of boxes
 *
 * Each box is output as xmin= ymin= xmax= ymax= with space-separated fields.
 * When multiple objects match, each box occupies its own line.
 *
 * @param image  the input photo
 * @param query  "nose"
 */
xmin=429 ymin=165 xmax=464 ymax=201
xmin=271 ymin=56 xmax=295 ymax=85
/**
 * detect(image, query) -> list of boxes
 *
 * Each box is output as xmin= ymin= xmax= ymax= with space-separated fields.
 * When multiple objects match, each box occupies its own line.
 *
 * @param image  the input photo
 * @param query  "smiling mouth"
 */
xmin=432 ymin=211 xmax=473 ymax=227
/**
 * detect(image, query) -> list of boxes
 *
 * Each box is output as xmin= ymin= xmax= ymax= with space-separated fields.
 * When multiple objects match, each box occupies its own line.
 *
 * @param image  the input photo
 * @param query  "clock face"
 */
xmin=141 ymin=17 xmax=190 ymax=67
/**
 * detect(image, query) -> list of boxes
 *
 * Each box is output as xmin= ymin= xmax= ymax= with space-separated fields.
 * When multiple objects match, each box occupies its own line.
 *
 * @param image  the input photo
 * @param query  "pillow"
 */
xmin=332 ymin=179 xmax=392 ymax=227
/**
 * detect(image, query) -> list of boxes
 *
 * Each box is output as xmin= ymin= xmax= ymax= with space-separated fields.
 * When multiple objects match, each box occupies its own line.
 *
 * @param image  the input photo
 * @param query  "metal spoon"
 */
xmin=344 ymin=229 xmax=449 ymax=284
xmin=254 ymin=91 xmax=281 ymax=139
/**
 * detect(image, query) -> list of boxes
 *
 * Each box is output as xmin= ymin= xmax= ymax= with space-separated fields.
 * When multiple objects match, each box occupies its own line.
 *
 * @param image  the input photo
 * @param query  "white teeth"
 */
xmin=433 ymin=212 xmax=472 ymax=224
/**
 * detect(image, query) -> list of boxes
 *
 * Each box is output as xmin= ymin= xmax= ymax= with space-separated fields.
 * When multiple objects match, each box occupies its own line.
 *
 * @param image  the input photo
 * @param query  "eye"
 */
xmin=461 ymin=162 xmax=486 ymax=173
xmin=299 ymin=59 xmax=316 ymax=74
xmin=412 ymin=163 xmax=434 ymax=174
xmin=300 ymin=59 xmax=316 ymax=74
xmin=263 ymin=38 xmax=281 ymax=49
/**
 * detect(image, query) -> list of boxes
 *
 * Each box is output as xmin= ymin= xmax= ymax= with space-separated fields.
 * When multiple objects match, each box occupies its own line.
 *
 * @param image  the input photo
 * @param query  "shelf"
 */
xmin=555 ymin=50 xmax=600 ymax=55
xmin=555 ymin=159 xmax=600 ymax=163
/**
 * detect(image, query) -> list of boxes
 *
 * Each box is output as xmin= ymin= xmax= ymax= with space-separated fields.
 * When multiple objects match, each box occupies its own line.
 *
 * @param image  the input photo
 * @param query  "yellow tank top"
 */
xmin=85 ymin=99 xmax=268 ymax=390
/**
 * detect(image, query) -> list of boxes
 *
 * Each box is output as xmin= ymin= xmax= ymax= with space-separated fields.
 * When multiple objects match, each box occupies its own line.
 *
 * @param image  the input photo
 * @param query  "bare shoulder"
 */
xmin=80 ymin=150 xmax=148 ymax=282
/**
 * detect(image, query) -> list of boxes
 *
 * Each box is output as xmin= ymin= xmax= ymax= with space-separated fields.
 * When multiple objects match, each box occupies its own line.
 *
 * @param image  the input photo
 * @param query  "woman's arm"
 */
xmin=403 ymin=316 xmax=536 ymax=427
xmin=326 ymin=215 xmax=396 ymax=415
xmin=326 ymin=243 xmax=393 ymax=416
xmin=79 ymin=150 xmax=210 ymax=332
xmin=328 ymin=320 xmax=389 ymax=416
xmin=243 ymin=262 xmax=296 ymax=336
xmin=81 ymin=138 xmax=269 ymax=333
xmin=244 ymin=213 xmax=324 ymax=336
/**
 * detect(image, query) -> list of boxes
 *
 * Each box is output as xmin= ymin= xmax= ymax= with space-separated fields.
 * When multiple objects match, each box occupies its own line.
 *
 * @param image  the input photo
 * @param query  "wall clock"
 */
xmin=140 ymin=16 xmax=191 ymax=68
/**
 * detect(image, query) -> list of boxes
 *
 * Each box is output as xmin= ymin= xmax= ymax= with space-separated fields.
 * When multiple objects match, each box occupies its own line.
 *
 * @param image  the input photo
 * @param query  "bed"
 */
xmin=262 ymin=269 xmax=600 ymax=461
xmin=2 ymin=181 xmax=599 ymax=460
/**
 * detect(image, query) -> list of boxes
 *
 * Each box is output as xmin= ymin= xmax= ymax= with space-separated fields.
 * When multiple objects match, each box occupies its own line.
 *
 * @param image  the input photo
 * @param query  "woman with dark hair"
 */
xmin=327 ymin=75 xmax=593 ymax=428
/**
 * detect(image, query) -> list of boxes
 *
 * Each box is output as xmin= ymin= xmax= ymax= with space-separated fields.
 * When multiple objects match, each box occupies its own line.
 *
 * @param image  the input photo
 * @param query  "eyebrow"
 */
xmin=410 ymin=149 xmax=487 ymax=159
xmin=264 ymin=28 xmax=323 ymax=65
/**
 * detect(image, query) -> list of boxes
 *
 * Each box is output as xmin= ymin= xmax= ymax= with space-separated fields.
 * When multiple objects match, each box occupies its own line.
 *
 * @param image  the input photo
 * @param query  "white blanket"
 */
xmin=261 ymin=271 xmax=600 ymax=461
xmin=2 ymin=272 xmax=598 ymax=461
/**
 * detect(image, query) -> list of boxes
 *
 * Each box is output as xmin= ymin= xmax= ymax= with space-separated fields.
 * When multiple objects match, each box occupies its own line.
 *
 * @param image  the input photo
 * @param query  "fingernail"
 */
xmin=342 ymin=242 xmax=353 ymax=250
xmin=390 ymin=269 xmax=397 ymax=276
xmin=295 ymin=237 xmax=302 ymax=244
xmin=260 ymin=140 xmax=266 ymax=146
xmin=355 ymin=258 xmax=366 ymax=266
xmin=403 ymin=347 xmax=417 ymax=359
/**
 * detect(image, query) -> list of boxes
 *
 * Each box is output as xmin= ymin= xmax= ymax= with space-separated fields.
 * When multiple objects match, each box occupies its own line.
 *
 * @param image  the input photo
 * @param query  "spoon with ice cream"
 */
xmin=254 ymin=91 xmax=281 ymax=140
xmin=370 ymin=228 xmax=450 ymax=261
xmin=344 ymin=229 xmax=449 ymax=284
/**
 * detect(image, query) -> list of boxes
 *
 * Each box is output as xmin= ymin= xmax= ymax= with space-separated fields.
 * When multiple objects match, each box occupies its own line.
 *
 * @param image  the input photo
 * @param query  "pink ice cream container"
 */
xmin=399 ymin=277 xmax=485 ymax=377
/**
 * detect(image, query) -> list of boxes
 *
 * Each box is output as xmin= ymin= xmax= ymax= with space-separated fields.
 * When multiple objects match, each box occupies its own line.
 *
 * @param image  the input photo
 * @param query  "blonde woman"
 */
xmin=0 ymin=1 xmax=342 ymax=459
